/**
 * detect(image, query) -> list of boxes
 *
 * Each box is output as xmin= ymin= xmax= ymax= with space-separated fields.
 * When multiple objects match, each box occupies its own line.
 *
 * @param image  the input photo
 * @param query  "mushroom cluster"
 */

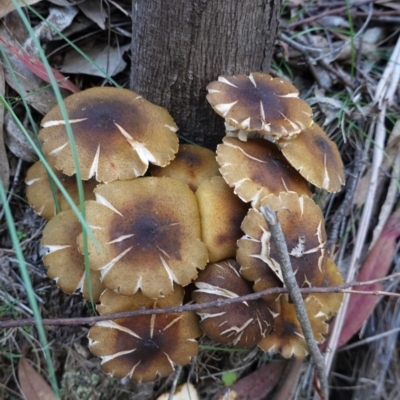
xmin=196 ymin=72 xmax=345 ymax=357
xmin=27 ymin=73 xmax=346 ymax=385
xmin=26 ymin=87 xmax=217 ymax=382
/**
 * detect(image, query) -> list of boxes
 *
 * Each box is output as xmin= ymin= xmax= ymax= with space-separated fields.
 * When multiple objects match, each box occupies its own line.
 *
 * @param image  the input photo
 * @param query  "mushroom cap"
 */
xmin=39 ymin=87 xmax=179 ymax=183
xmin=313 ymin=258 xmax=344 ymax=318
xmin=216 ymin=137 xmax=312 ymax=207
xmin=277 ymin=122 xmax=345 ymax=192
xmin=195 ymin=176 xmax=249 ymax=263
xmin=149 ymin=144 xmax=220 ymax=191
xmin=77 ymin=177 xmax=209 ymax=298
xmin=41 ymin=209 xmax=105 ymax=301
xmin=97 ymin=284 xmax=185 ymax=315
xmin=25 ymin=157 xmax=97 ymax=220
xmin=206 ymin=72 xmax=313 ymax=140
xmin=237 ymin=192 xmax=327 ymax=292
xmin=192 ymin=259 xmax=274 ymax=348
xmin=258 ymin=294 xmax=329 ymax=358
xmin=88 ymin=311 xmax=201 ymax=382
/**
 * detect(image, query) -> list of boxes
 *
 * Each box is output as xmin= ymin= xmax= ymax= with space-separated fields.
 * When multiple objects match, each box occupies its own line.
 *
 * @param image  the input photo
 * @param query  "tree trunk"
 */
xmin=130 ymin=0 xmax=281 ymax=149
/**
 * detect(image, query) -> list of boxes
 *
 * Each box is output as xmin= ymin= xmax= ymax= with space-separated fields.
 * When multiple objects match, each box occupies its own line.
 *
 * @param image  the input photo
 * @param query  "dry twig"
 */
xmin=1 ymin=273 xmax=400 ymax=329
xmin=260 ymin=206 xmax=328 ymax=399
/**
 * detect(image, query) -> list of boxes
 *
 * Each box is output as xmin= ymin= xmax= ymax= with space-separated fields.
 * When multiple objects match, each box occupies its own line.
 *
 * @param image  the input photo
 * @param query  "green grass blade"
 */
xmin=11 ymin=0 xmax=101 ymax=304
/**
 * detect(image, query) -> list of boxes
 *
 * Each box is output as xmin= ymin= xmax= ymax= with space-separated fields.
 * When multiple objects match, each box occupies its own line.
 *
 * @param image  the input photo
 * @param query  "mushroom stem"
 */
xmin=260 ymin=206 xmax=329 ymax=400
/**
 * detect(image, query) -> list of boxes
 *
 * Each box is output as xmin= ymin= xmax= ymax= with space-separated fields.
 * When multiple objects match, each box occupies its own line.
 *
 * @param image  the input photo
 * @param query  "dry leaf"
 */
xmin=338 ymin=207 xmax=400 ymax=347
xmin=0 ymin=39 xmax=80 ymax=93
xmin=18 ymin=356 xmax=57 ymax=400
xmin=335 ymin=28 xmax=386 ymax=61
xmin=0 ymin=20 xmax=61 ymax=114
xmin=24 ymin=6 xmax=79 ymax=57
xmin=60 ymin=43 xmax=130 ymax=77
xmin=309 ymin=88 xmax=349 ymax=126
xmin=78 ymin=0 xmax=107 ymax=29
xmin=0 ymin=0 xmax=42 ymax=19
xmin=156 ymin=382 xmax=199 ymax=400
xmin=4 ymin=113 xmax=40 ymax=162
xmin=214 ymin=361 xmax=287 ymax=400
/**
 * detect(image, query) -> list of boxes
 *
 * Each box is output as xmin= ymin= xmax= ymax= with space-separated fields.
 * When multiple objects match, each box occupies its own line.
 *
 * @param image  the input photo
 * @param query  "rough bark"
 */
xmin=130 ymin=0 xmax=281 ymax=149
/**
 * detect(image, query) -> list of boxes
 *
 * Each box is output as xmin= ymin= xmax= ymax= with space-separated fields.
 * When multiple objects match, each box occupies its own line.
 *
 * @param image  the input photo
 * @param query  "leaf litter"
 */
xmin=0 ymin=0 xmax=400 ymax=399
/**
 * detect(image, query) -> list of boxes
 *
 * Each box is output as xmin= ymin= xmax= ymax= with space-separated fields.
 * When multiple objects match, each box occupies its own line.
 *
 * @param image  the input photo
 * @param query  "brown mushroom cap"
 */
xmin=216 ymin=137 xmax=312 ymax=207
xmin=195 ymin=176 xmax=249 ymax=263
xmin=88 ymin=311 xmax=201 ymax=382
xmin=237 ymin=192 xmax=327 ymax=292
xmin=258 ymin=294 xmax=328 ymax=358
xmin=77 ymin=177 xmax=209 ymax=298
xmin=25 ymin=157 xmax=97 ymax=220
xmin=313 ymin=258 xmax=344 ymax=318
xmin=41 ymin=209 xmax=104 ymax=301
xmin=39 ymin=87 xmax=179 ymax=183
xmin=192 ymin=259 xmax=274 ymax=348
xmin=206 ymin=72 xmax=313 ymax=140
xmin=97 ymin=284 xmax=185 ymax=315
xmin=277 ymin=122 xmax=345 ymax=192
xmin=149 ymin=144 xmax=220 ymax=191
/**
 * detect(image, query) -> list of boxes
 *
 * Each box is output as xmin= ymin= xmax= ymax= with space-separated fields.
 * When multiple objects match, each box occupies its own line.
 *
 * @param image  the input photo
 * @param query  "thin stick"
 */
xmin=1 ymin=273 xmax=400 ymax=329
xmin=324 ymin=108 xmax=386 ymax=374
xmin=341 ymin=289 xmax=400 ymax=297
xmin=168 ymin=366 xmax=182 ymax=400
xmin=260 ymin=206 xmax=328 ymax=400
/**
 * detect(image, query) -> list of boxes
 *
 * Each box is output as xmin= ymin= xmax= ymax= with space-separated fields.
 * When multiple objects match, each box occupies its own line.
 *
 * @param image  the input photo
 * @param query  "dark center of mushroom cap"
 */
xmin=142 ymin=338 xmax=160 ymax=351
xmin=95 ymin=113 xmax=114 ymax=130
xmin=239 ymin=139 xmax=306 ymax=189
xmin=109 ymin=202 xmax=182 ymax=261
xmin=241 ymin=81 xmax=285 ymax=116
xmin=314 ymin=135 xmax=331 ymax=153
xmin=178 ymin=150 xmax=202 ymax=168
xmin=69 ymin=98 xmax=151 ymax=156
xmin=251 ymin=155 xmax=293 ymax=184
xmin=111 ymin=314 xmax=185 ymax=368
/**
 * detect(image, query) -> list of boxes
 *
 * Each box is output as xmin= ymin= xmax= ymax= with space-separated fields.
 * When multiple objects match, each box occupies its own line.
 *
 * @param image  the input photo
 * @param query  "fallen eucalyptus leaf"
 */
xmin=4 ymin=113 xmax=40 ymax=162
xmin=78 ymin=0 xmax=107 ymax=29
xmin=18 ymin=356 xmax=56 ymax=400
xmin=0 ymin=21 xmax=60 ymax=114
xmin=1 ymin=39 xmax=80 ymax=94
xmin=214 ymin=361 xmax=287 ymax=400
xmin=59 ymin=43 xmax=130 ymax=77
xmin=338 ymin=207 xmax=400 ymax=347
